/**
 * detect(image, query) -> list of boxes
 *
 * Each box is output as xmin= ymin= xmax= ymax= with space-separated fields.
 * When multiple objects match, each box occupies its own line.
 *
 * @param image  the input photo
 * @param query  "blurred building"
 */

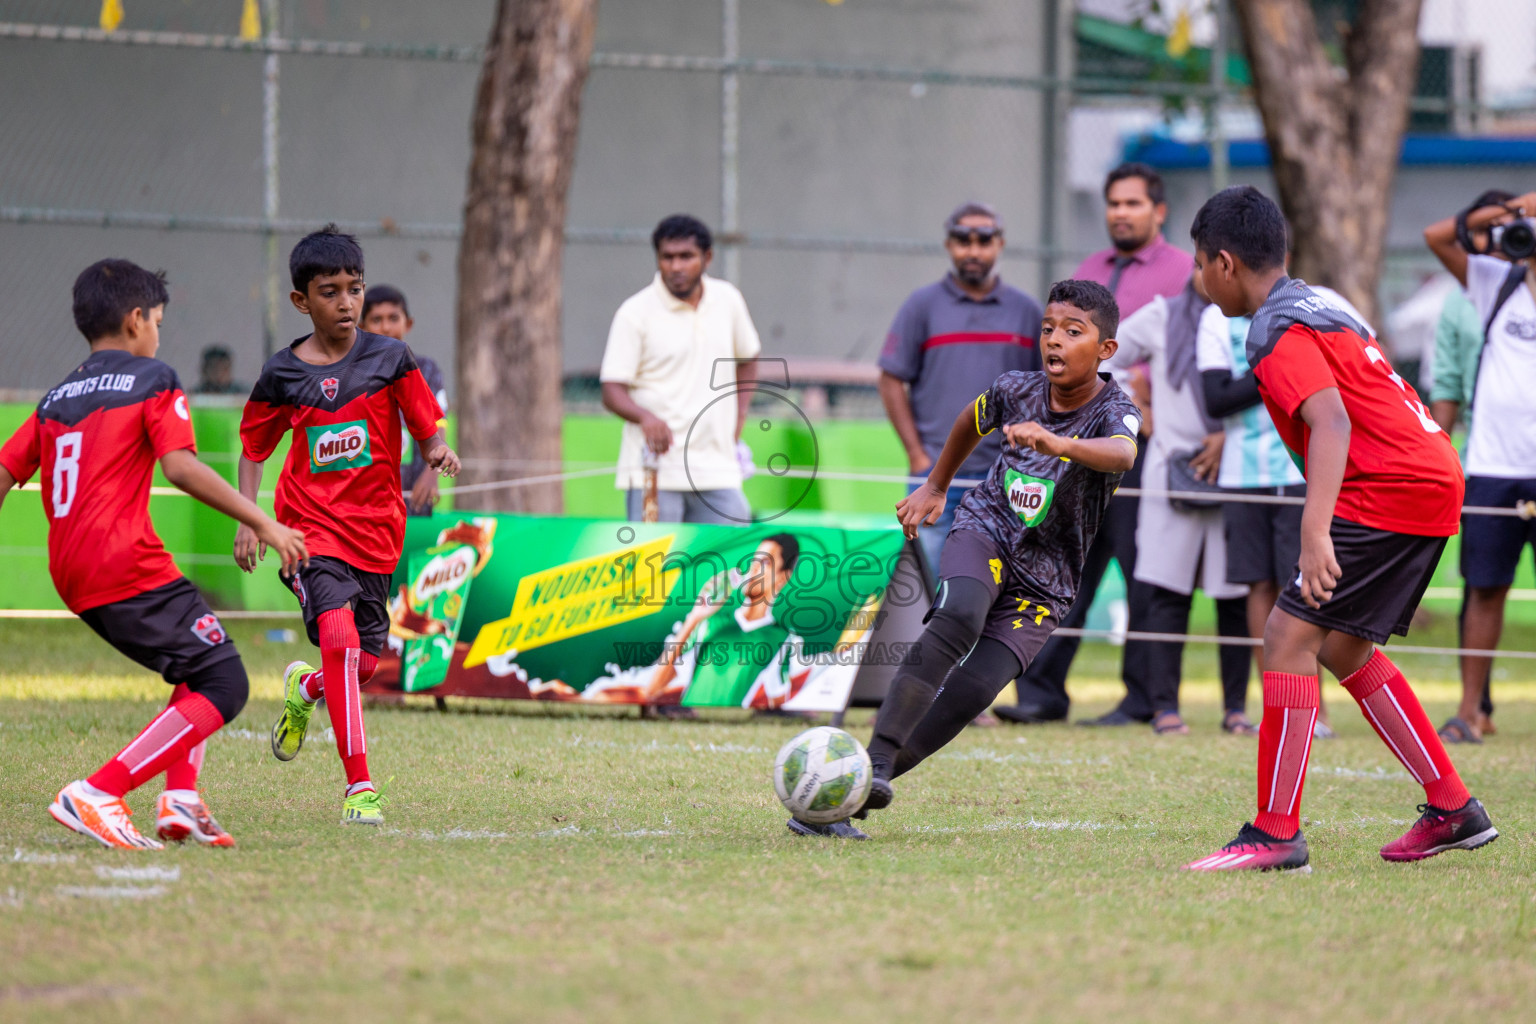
xmin=1 ymin=0 xmax=1531 ymax=399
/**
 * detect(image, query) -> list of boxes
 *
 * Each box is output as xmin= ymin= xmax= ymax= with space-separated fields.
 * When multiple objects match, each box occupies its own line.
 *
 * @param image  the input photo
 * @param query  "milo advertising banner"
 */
xmin=370 ymin=514 xmax=910 ymax=712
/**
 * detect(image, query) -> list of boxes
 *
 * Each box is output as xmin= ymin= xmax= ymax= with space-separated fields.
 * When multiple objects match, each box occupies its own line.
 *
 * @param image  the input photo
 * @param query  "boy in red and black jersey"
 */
xmin=0 ymin=259 xmax=308 ymax=850
xmin=1183 ymin=187 xmax=1496 ymax=873
xmin=236 ymin=225 xmax=460 ymax=826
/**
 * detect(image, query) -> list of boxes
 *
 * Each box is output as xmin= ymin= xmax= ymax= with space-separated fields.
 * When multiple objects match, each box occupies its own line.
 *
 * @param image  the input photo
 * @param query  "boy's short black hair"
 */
xmin=652 ymin=214 xmax=712 ymax=253
xmin=762 ymin=532 xmax=800 ymax=573
xmin=290 ymin=223 xmax=364 ymax=292
xmin=1103 ymin=162 xmax=1166 ymax=206
xmin=1045 ymin=279 xmax=1119 ymax=341
xmin=1189 ymin=186 xmax=1288 ymax=272
xmin=362 ymin=284 xmax=409 ymax=321
xmin=72 ymin=258 xmax=170 ymax=342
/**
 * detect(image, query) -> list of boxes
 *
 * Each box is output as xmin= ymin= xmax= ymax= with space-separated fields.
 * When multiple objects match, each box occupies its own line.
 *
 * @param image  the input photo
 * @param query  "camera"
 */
xmin=1491 ymin=218 xmax=1536 ymax=260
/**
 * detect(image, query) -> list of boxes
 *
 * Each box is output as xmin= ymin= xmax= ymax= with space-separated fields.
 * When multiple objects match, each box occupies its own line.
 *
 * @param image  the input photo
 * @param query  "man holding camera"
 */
xmin=1424 ymin=189 xmax=1536 ymax=743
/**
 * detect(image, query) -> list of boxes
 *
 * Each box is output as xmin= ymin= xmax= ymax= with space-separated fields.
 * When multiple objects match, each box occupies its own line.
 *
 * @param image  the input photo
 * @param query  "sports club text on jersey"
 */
xmin=0 ymin=350 xmax=195 ymax=613
xmin=42 ymin=371 xmax=140 ymax=408
xmin=240 ymin=331 xmax=442 ymax=574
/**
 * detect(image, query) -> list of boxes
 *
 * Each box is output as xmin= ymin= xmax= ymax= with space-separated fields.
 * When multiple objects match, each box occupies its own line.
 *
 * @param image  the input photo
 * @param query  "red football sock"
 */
xmin=1254 ymin=672 xmax=1319 ymax=838
xmin=299 ymin=668 xmax=324 ymax=703
xmin=318 ymin=609 xmax=371 ymax=790
xmin=298 ymin=652 xmax=374 ymax=700
xmin=1341 ymin=649 xmax=1469 ymax=810
xmin=162 ymin=684 xmax=204 ymax=791
xmin=87 ymin=692 xmax=225 ymax=798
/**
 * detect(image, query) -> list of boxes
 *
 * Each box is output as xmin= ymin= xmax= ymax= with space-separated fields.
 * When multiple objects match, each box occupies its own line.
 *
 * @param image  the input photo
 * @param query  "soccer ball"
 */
xmin=773 ymin=726 xmax=873 ymax=824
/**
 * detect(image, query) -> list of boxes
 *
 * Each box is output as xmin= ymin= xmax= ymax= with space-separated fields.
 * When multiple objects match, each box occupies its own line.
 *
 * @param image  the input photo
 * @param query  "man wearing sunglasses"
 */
xmin=878 ymin=201 xmax=1044 ymax=582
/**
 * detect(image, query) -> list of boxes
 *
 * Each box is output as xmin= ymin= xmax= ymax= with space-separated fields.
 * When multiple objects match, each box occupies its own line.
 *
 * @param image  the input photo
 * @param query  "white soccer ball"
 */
xmin=773 ymin=726 xmax=873 ymax=824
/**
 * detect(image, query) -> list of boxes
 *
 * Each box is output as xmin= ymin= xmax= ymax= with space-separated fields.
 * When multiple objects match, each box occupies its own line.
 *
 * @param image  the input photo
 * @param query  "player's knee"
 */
xmin=928 ymin=575 xmax=992 ymax=639
xmin=186 ymin=657 xmax=250 ymax=723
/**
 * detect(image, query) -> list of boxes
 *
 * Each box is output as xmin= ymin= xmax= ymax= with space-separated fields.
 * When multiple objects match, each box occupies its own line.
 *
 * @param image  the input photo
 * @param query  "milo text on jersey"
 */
xmin=1245 ymin=277 xmax=1463 ymax=537
xmin=240 ymin=331 xmax=443 ymax=574
xmin=951 ymin=371 xmax=1142 ymax=616
xmin=0 ymin=350 xmax=195 ymax=612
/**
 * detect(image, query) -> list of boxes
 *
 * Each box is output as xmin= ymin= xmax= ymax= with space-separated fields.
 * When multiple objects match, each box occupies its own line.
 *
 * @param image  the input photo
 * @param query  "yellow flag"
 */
xmin=99 ymin=0 xmax=124 ymax=32
xmin=240 ymin=0 xmax=262 ymax=40
xmin=1166 ymin=8 xmax=1192 ymax=59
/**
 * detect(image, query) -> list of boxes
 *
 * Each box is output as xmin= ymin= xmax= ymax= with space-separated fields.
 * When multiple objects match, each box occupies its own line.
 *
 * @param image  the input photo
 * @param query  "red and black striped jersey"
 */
xmin=0 ymin=350 xmax=195 ymax=612
xmin=1246 ymin=277 xmax=1463 ymax=537
xmin=241 ymin=331 xmax=443 ymax=574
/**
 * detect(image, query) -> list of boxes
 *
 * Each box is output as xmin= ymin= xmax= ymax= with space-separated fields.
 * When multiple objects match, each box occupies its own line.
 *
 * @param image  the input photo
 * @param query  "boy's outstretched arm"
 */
xmin=231 ymin=455 xmax=279 ymax=572
xmin=0 ymin=465 xmax=15 ymax=511
xmin=896 ymin=405 xmax=984 ymax=539
xmin=1293 ymin=387 xmax=1351 ymax=609
xmin=161 ymin=449 xmax=308 ymax=574
xmin=420 ymin=430 xmax=461 ymax=478
xmin=1004 ymin=422 xmax=1136 ymax=473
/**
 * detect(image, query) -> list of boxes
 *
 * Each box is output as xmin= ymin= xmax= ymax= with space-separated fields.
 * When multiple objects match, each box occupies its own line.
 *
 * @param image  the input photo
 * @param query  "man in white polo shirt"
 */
xmin=601 ymin=214 xmax=762 ymax=523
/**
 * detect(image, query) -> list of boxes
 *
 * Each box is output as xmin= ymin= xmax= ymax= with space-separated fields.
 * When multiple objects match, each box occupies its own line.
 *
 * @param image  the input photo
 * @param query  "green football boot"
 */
xmin=340 ymin=787 xmax=385 ymax=826
xmin=271 ymin=660 xmax=318 ymax=762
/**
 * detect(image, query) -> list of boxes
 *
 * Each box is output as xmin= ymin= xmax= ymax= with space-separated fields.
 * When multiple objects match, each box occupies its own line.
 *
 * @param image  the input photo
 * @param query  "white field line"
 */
xmin=12 ymin=848 xmax=75 ymax=864
xmin=1309 ymin=765 xmax=1412 ymax=781
xmin=55 ymin=885 xmax=167 ymax=900
xmin=220 ymin=726 xmax=334 ymax=743
xmin=95 ymin=865 xmax=179 ymax=881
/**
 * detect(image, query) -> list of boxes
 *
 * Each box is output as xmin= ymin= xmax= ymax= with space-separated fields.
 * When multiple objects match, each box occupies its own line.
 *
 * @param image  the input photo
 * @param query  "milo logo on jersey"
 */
xmin=307 ymin=420 xmax=372 ymax=473
xmin=1004 ymin=469 xmax=1054 ymax=528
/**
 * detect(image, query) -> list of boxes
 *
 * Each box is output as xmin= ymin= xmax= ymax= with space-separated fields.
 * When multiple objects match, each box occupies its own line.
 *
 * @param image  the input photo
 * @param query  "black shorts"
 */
xmin=1461 ymin=476 xmax=1536 ymax=589
xmin=1274 ymin=517 xmax=1448 ymax=644
xmin=1224 ymin=484 xmax=1306 ymax=585
xmin=79 ymin=576 xmax=241 ymax=684
xmin=935 ymin=529 xmax=1057 ymax=669
xmin=281 ymin=555 xmax=392 ymax=656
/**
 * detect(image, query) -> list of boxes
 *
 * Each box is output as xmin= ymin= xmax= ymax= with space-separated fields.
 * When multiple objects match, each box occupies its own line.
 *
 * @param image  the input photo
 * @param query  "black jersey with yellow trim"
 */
xmin=951 ymin=370 xmax=1140 ymax=616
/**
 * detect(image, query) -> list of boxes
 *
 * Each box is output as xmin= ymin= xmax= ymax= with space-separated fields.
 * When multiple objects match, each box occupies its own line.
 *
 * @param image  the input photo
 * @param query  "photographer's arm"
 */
xmin=1425 ymin=192 xmax=1536 ymax=286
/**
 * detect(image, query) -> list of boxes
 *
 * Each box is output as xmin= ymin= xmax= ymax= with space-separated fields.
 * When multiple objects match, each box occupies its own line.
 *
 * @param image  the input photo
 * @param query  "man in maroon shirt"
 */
xmin=1000 ymin=163 xmax=1192 ymax=725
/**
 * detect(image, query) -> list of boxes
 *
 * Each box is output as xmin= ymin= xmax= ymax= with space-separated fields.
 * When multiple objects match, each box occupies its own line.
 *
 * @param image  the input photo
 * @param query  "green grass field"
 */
xmin=3 ymin=615 xmax=1534 ymax=1023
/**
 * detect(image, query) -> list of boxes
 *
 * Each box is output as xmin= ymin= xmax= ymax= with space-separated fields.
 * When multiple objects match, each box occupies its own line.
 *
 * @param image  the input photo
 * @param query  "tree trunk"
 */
xmin=456 ymin=0 xmax=597 ymax=513
xmin=1231 ymin=0 xmax=1423 ymax=326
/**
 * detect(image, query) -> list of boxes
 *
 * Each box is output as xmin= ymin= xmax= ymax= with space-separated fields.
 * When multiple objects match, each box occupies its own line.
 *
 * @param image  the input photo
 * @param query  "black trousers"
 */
xmin=1013 ymin=452 xmax=1146 ymax=715
xmin=1457 ymin=582 xmax=1495 ymax=717
xmin=1130 ymin=584 xmax=1251 ymax=716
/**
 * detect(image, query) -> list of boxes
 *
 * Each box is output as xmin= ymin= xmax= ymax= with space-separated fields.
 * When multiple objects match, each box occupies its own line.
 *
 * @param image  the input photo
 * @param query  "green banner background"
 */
xmin=375 ymin=513 xmax=907 ymax=708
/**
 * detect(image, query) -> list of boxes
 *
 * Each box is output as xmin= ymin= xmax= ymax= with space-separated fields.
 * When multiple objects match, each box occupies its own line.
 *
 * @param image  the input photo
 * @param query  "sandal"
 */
xmin=1222 ymin=710 xmax=1259 ymax=735
xmin=1437 ymin=716 xmax=1482 ymax=744
xmin=1152 ymin=711 xmax=1190 ymax=735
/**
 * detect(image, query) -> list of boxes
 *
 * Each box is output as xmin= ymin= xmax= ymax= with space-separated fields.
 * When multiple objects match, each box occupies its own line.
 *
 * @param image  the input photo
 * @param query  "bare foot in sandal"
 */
xmin=1222 ymin=710 xmax=1259 ymax=735
xmin=1152 ymin=711 xmax=1189 ymax=735
xmin=1437 ymin=716 xmax=1483 ymax=744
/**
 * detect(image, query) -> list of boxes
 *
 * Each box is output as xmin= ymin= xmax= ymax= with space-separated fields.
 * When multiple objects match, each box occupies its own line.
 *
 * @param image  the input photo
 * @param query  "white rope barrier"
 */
xmin=8 ymin=461 xmax=1536 ymax=660
xmin=11 ymin=464 xmax=1535 ymax=518
xmin=1048 ymin=626 xmax=1536 ymax=660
